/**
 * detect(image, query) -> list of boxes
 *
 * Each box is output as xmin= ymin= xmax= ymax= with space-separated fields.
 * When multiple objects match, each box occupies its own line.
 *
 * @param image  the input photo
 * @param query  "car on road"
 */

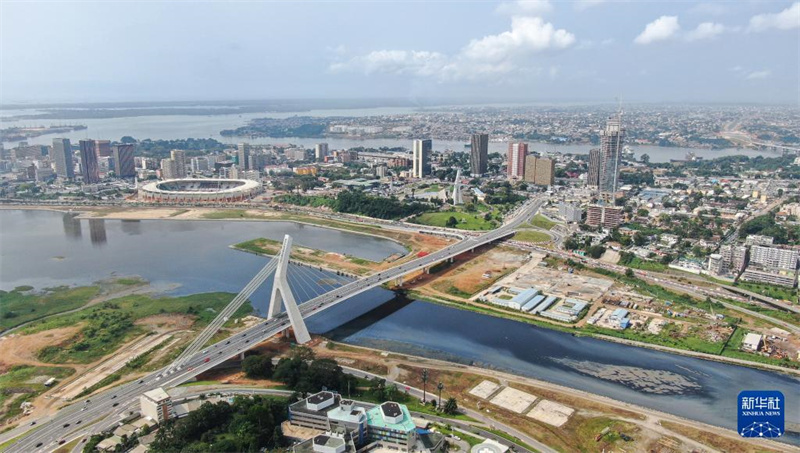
xmin=113 ymin=403 xmax=119 ymax=407
xmin=63 ymin=423 xmax=70 ymax=428
xmin=204 ymin=358 xmax=210 ymax=363
xmin=30 ymin=421 xmax=36 ymax=426
xmin=35 ymin=443 xmax=43 ymax=448
xmin=76 ymin=420 xmax=82 ymax=425
xmin=112 ymin=395 xmax=117 ymax=399
xmin=59 ymin=440 xmax=66 ymax=445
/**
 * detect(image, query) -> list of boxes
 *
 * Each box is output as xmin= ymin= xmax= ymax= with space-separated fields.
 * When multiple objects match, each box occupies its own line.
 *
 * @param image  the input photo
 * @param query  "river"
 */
xmin=0 ymin=107 xmax=770 ymax=163
xmin=0 ymin=209 xmax=797 ymax=445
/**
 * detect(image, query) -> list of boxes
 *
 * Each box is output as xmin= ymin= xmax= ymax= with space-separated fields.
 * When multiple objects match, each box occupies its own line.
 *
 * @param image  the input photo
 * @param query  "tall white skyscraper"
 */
xmin=314 ymin=143 xmax=329 ymax=161
xmin=170 ymin=149 xmax=187 ymax=178
xmin=598 ymin=115 xmax=624 ymax=195
xmin=412 ymin=139 xmax=431 ymax=178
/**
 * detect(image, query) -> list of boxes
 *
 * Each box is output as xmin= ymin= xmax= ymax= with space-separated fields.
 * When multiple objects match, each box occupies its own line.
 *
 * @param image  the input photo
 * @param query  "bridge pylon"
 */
xmin=268 ymin=235 xmax=311 ymax=344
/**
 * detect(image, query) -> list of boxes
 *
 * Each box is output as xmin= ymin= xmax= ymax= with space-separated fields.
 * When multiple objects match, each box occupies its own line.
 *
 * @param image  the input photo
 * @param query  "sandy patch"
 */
xmin=0 ymin=326 xmax=81 ymax=367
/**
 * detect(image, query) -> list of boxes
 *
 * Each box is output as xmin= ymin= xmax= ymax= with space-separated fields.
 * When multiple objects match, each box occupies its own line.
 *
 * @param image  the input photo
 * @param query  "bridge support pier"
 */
xmin=267 ymin=235 xmax=312 ymax=344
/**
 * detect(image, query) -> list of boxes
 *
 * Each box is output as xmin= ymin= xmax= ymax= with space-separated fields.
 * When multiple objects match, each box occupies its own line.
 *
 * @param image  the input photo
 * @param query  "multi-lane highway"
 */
xmin=8 ymin=197 xmax=545 ymax=452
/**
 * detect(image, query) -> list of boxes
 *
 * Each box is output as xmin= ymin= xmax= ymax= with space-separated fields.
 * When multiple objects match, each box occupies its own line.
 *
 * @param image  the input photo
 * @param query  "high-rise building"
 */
xmin=94 ymin=140 xmax=112 ymax=158
xmin=79 ymin=140 xmax=100 ymax=184
xmin=52 ymin=138 xmax=74 ymax=180
xmin=558 ymin=202 xmax=583 ymax=223
xmin=586 ymin=205 xmax=623 ymax=228
xmin=412 ymin=139 xmax=432 ymax=178
xmin=111 ymin=144 xmax=135 ymax=178
xmin=314 ymin=143 xmax=329 ymax=162
xmin=140 ymin=388 xmax=173 ymax=423
xmin=523 ymin=156 xmax=555 ymax=186
xmin=190 ymin=157 xmax=209 ymax=173
xmin=598 ymin=116 xmax=624 ymax=195
xmin=749 ymin=245 xmax=799 ymax=271
xmin=237 ymin=143 xmax=250 ymax=170
xmin=170 ymin=149 xmax=187 ymax=178
xmin=507 ymin=142 xmax=527 ymax=179
xmin=160 ymin=158 xmax=178 ymax=179
xmin=470 ymin=134 xmax=488 ymax=175
xmin=587 ymin=148 xmax=602 ymax=188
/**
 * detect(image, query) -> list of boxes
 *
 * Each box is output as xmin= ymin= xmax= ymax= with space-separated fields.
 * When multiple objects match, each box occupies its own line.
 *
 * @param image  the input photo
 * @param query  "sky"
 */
xmin=1 ymin=0 xmax=799 ymax=105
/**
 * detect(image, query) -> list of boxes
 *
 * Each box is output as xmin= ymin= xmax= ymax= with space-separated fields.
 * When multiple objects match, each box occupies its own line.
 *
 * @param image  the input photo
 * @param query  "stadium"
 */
xmin=138 ymin=178 xmax=262 ymax=203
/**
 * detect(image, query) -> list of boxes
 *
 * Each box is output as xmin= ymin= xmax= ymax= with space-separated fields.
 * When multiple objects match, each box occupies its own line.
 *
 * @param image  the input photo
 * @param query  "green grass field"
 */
xmin=412 ymin=211 xmax=494 ymax=230
xmin=513 ymin=230 xmax=551 ymax=243
xmin=529 ymin=214 xmax=557 ymax=230
xmin=24 ymin=292 xmax=250 ymax=364
xmin=0 ymin=285 xmax=101 ymax=331
xmin=734 ymin=280 xmax=798 ymax=302
xmin=0 ymin=365 xmax=75 ymax=424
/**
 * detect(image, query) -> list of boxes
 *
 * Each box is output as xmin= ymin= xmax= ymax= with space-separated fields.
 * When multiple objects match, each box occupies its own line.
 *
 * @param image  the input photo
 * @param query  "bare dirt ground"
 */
xmin=406 ymin=245 xmax=528 ymax=300
xmin=0 ymin=326 xmax=83 ymax=368
xmin=135 ymin=313 xmax=195 ymax=332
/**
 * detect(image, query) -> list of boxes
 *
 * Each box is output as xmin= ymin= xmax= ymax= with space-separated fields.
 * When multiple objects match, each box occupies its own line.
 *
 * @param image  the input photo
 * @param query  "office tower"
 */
xmin=94 ymin=140 xmax=112 ymax=157
xmin=412 ymin=139 xmax=432 ymax=178
xmin=314 ymin=143 xmax=329 ymax=162
xmin=170 ymin=149 xmax=187 ymax=178
xmin=598 ymin=116 xmax=624 ymax=195
xmin=507 ymin=142 xmax=527 ymax=179
xmin=587 ymin=148 xmax=602 ymax=188
xmin=470 ymin=134 xmax=488 ymax=175
xmin=237 ymin=143 xmax=250 ymax=170
xmin=52 ymin=138 xmax=74 ymax=179
xmin=112 ymin=144 xmax=136 ymax=178
xmin=533 ymin=157 xmax=555 ymax=186
xmin=79 ymin=139 xmax=100 ymax=184
xmin=160 ymin=158 xmax=178 ymax=179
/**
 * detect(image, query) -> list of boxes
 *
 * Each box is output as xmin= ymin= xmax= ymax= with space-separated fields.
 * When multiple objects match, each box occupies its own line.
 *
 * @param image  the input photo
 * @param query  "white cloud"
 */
xmin=748 ymin=2 xmax=800 ymax=32
xmin=462 ymin=16 xmax=575 ymax=61
xmin=495 ymin=0 xmax=552 ymax=16
xmin=574 ymin=0 xmax=606 ymax=12
xmin=634 ymin=16 xmax=681 ymax=45
xmin=746 ymin=70 xmax=772 ymax=80
xmin=331 ymin=15 xmax=576 ymax=82
xmin=685 ymin=22 xmax=725 ymax=41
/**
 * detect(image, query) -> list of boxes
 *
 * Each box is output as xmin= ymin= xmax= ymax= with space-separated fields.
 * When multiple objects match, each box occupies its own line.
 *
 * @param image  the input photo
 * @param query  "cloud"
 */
xmin=748 ymin=2 xmax=800 ymax=32
xmin=745 ymin=70 xmax=772 ymax=80
xmin=462 ymin=16 xmax=575 ymax=61
xmin=634 ymin=16 xmax=681 ymax=45
xmin=685 ymin=22 xmax=725 ymax=41
xmin=495 ymin=0 xmax=552 ymax=16
xmin=331 ymin=15 xmax=575 ymax=81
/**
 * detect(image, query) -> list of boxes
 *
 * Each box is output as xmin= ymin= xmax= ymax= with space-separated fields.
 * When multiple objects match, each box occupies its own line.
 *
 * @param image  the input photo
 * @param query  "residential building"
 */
xmin=160 ymin=158 xmax=178 ymax=180
xmin=190 ymin=157 xmax=209 ymax=173
xmin=507 ymin=142 xmax=527 ymax=179
xmin=558 ymin=202 xmax=583 ymax=223
xmin=237 ymin=143 xmax=250 ymax=170
xmin=12 ymin=144 xmax=45 ymax=161
xmin=412 ymin=139 xmax=432 ymax=178
xmin=79 ymin=139 xmax=100 ymax=184
xmin=749 ymin=245 xmax=798 ymax=271
xmin=470 ymin=133 xmax=488 ymax=175
xmin=707 ymin=253 xmax=726 ymax=276
xmin=170 ymin=149 xmax=187 ymax=178
xmin=742 ymin=333 xmax=763 ymax=352
xmin=286 ymin=147 xmax=308 ymax=161
xmin=740 ymin=267 xmax=797 ymax=288
xmin=52 ymin=138 xmax=74 ymax=179
xmin=745 ymin=235 xmax=774 ymax=247
xmin=586 ymin=205 xmax=623 ymax=229
xmin=140 ymin=388 xmax=173 ymax=423
xmin=315 ymin=143 xmax=329 ymax=162
xmin=112 ymin=144 xmax=135 ymax=178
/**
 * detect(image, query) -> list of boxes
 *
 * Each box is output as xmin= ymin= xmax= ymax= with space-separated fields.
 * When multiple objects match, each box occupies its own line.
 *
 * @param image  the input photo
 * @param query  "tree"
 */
xmin=445 ymin=216 xmax=458 ymax=228
xmin=640 ymin=153 xmax=650 ymax=164
xmin=242 ymin=354 xmax=274 ymax=379
xmin=421 ymin=369 xmax=429 ymax=402
xmin=443 ymin=397 xmax=459 ymax=415
xmin=625 ymin=268 xmax=635 ymax=278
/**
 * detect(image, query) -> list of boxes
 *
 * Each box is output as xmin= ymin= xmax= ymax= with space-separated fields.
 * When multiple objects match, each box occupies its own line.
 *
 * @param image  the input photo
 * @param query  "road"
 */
xmin=5 ymin=197 xmax=545 ymax=452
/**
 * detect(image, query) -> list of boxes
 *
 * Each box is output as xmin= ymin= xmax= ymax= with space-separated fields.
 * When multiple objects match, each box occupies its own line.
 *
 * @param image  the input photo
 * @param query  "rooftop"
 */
xmin=366 ymin=402 xmax=416 ymax=432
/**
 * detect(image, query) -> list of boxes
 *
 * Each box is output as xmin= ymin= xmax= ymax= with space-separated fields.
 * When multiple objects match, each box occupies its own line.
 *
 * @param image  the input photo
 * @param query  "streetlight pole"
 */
xmin=437 ymin=382 xmax=444 ymax=410
xmin=421 ymin=369 xmax=429 ymax=402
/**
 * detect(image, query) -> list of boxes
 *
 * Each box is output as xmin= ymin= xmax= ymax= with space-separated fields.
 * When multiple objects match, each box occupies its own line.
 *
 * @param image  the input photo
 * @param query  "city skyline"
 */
xmin=1 ymin=1 xmax=798 ymax=104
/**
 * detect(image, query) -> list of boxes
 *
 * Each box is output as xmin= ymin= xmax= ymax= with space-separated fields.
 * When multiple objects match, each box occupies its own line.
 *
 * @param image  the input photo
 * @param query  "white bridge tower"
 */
xmin=268 ymin=235 xmax=311 ymax=344
xmin=452 ymin=168 xmax=464 ymax=205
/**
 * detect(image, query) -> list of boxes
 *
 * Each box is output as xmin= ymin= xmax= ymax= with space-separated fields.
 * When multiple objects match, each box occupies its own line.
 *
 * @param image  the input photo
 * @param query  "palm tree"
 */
xmin=437 ymin=382 xmax=444 ymax=409
xmin=421 ymin=369 xmax=429 ymax=402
